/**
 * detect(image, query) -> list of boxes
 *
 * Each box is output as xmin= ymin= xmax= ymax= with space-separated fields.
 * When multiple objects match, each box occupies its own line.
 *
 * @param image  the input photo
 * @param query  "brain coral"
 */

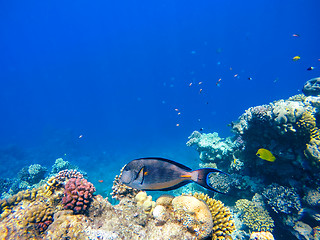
xmin=193 ymin=192 xmax=235 ymax=240
xmin=235 ymin=199 xmax=274 ymax=232
xmin=62 ymin=178 xmax=96 ymax=214
xmin=172 ymin=195 xmax=213 ymax=239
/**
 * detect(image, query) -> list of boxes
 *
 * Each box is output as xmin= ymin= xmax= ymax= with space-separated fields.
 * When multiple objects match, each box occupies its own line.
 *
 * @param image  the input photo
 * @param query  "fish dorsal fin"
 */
xmin=134 ymin=157 xmax=192 ymax=171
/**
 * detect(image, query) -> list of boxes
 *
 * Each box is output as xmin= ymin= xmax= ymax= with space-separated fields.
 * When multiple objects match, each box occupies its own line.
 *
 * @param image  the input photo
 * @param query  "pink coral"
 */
xmin=37 ymin=220 xmax=53 ymax=232
xmin=62 ymin=178 xmax=95 ymax=214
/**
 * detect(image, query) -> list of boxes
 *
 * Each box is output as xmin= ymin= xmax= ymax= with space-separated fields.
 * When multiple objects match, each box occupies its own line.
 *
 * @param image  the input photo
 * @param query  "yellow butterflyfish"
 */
xmin=292 ymin=56 xmax=300 ymax=61
xmin=256 ymin=148 xmax=276 ymax=162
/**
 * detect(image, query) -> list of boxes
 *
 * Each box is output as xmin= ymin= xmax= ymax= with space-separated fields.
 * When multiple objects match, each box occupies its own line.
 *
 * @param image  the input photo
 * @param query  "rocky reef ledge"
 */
xmin=0 ymin=168 xmax=237 ymax=240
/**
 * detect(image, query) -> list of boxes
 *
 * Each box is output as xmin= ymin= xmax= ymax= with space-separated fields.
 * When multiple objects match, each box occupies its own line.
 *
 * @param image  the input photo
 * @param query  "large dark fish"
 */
xmin=119 ymin=157 xmax=227 ymax=193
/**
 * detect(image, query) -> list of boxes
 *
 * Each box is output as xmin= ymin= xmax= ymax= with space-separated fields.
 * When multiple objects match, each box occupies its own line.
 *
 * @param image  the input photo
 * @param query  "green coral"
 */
xmin=235 ymin=199 xmax=274 ymax=232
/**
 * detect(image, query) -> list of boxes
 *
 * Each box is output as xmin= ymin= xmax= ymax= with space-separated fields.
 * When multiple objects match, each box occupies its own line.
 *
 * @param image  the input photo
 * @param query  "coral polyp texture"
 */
xmin=187 ymin=131 xmax=235 ymax=164
xmin=262 ymin=184 xmax=301 ymax=214
xmin=193 ymin=192 xmax=235 ymax=240
xmin=235 ymin=199 xmax=274 ymax=232
xmin=62 ymin=178 xmax=95 ymax=214
xmin=172 ymin=195 xmax=214 ymax=239
xmin=250 ymin=231 xmax=275 ymax=240
xmin=111 ymin=168 xmax=139 ymax=200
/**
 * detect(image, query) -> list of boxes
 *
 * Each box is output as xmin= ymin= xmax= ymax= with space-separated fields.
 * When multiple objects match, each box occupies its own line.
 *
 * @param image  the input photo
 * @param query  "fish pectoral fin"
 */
xmin=136 ymin=167 xmax=145 ymax=184
xmin=180 ymin=174 xmax=192 ymax=178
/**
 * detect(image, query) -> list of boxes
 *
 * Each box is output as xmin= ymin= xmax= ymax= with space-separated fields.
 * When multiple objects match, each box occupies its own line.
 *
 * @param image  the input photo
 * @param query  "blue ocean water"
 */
xmin=0 ymin=0 xmax=319 ymax=194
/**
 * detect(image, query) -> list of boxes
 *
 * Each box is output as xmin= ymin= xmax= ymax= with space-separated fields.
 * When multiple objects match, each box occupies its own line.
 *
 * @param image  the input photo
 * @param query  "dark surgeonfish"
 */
xmin=119 ymin=157 xmax=228 ymax=193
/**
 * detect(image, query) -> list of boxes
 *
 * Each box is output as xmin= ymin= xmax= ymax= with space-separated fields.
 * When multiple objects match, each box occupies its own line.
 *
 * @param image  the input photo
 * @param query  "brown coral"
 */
xmin=24 ymin=202 xmax=55 ymax=233
xmin=193 ymin=192 xmax=235 ymax=240
xmin=235 ymin=199 xmax=274 ymax=232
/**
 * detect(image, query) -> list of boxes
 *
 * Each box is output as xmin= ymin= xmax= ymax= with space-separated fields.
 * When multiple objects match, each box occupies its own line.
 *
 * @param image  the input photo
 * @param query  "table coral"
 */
xmin=235 ymin=199 xmax=274 ymax=232
xmin=62 ymin=177 xmax=96 ymax=214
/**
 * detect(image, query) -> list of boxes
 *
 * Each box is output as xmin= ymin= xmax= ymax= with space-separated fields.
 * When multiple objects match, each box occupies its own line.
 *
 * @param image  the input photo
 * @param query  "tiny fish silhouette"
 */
xmin=119 ymin=157 xmax=227 ymax=193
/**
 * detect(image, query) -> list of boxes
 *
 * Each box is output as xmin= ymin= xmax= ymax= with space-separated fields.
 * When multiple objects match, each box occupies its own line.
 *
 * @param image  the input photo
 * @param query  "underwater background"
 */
xmin=1 ymin=0 xmax=320 ymax=239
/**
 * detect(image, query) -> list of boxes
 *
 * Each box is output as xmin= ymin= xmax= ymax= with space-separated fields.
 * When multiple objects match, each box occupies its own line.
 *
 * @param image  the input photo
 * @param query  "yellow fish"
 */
xmin=292 ymin=56 xmax=300 ymax=61
xmin=256 ymin=148 xmax=276 ymax=162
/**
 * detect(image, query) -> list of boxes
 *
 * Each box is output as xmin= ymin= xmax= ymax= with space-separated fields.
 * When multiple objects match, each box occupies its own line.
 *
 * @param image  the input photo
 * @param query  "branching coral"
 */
xmin=111 ymin=168 xmax=139 ymax=200
xmin=193 ymin=192 xmax=235 ymax=240
xmin=186 ymin=131 xmax=234 ymax=162
xmin=235 ymin=199 xmax=274 ymax=232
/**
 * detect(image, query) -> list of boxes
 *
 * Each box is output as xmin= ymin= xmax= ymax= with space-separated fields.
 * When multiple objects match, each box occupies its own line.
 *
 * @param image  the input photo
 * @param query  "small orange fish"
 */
xmin=98 ymin=180 xmax=104 ymax=183
xmin=216 ymin=78 xmax=222 ymax=86
xmin=176 ymin=123 xmax=180 ymax=127
xmin=292 ymin=34 xmax=300 ymax=37
xmin=177 ymin=112 xmax=181 ymax=115
xmin=234 ymin=74 xmax=238 ymax=78
xmin=199 ymin=89 xmax=203 ymax=93
xmin=174 ymin=108 xmax=179 ymax=112
xmin=79 ymin=135 xmax=83 ymax=139
xmin=189 ymin=82 xmax=192 ymax=87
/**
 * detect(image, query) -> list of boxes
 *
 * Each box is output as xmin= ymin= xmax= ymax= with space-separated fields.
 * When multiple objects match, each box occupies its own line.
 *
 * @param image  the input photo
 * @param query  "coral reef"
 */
xmin=250 ymin=231 xmax=275 ymax=240
xmin=55 ymin=169 xmax=84 ymax=181
xmin=18 ymin=164 xmax=47 ymax=185
xmin=51 ymin=158 xmax=78 ymax=174
xmin=0 ymin=175 xmax=238 ymax=240
xmin=172 ymin=195 xmax=214 ymax=239
xmin=187 ymin=131 xmax=235 ymax=163
xmin=135 ymin=191 xmax=156 ymax=213
xmin=193 ymin=192 xmax=235 ymax=239
xmin=235 ymin=199 xmax=274 ymax=232
xmin=262 ymin=184 xmax=301 ymax=214
xmin=62 ymin=178 xmax=96 ymax=214
xmin=111 ymin=169 xmax=139 ymax=200
xmin=303 ymin=188 xmax=320 ymax=207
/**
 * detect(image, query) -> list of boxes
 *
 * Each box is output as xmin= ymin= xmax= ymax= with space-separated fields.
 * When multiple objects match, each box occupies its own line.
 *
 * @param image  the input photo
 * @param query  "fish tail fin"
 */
xmin=191 ymin=168 xmax=228 ymax=194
